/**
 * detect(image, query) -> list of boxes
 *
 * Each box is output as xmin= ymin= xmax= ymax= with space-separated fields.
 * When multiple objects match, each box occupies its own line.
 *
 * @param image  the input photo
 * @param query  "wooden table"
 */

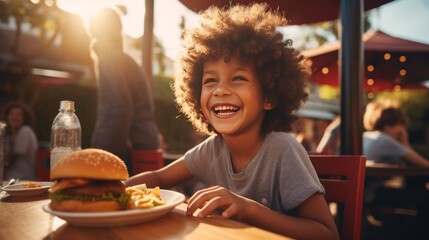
xmin=366 ymin=162 xmax=429 ymax=177
xmin=365 ymin=161 xmax=429 ymax=190
xmin=0 ymin=193 xmax=291 ymax=240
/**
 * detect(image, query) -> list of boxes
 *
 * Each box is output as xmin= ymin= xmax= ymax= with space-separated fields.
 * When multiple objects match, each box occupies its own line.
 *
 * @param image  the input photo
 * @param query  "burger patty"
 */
xmin=61 ymin=180 xmax=125 ymax=197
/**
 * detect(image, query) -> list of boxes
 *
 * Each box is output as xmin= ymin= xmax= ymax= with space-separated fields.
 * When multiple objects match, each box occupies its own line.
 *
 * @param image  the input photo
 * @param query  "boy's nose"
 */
xmin=213 ymin=83 xmax=232 ymax=96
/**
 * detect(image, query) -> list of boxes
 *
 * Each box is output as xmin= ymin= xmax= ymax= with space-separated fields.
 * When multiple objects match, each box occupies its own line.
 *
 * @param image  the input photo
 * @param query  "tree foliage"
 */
xmin=0 ymin=0 xmax=63 ymax=57
xmin=290 ymin=14 xmax=372 ymax=51
xmin=0 ymin=0 xmax=67 ymax=105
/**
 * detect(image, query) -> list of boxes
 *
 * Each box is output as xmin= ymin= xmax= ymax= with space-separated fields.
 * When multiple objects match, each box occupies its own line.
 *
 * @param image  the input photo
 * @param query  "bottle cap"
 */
xmin=60 ymin=100 xmax=75 ymax=111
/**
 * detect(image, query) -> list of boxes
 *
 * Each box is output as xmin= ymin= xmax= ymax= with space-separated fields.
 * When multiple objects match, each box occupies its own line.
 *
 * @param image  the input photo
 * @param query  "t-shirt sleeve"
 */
xmin=382 ymin=136 xmax=411 ymax=157
xmin=279 ymin=138 xmax=324 ymax=210
xmin=183 ymin=135 xmax=218 ymax=181
xmin=372 ymin=134 xmax=411 ymax=164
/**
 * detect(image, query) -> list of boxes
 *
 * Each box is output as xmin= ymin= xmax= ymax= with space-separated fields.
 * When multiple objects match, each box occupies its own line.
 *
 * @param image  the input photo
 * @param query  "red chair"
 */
xmin=35 ymin=149 xmax=50 ymax=181
xmin=309 ymin=155 xmax=366 ymax=240
xmin=131 ymin=150 xmax=164 ymax=175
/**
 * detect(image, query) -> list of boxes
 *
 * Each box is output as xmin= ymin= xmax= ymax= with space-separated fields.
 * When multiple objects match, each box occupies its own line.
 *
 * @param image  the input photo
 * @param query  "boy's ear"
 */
xmin=264 ymin=99 xmax=276 ymax=110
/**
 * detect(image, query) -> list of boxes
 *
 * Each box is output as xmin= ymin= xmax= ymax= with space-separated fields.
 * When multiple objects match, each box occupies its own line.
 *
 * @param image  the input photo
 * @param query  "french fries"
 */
xmin=24 ymin=182 xmax=43 ymax=188
xmin=126 ymin=184 xmax=166 ymax=209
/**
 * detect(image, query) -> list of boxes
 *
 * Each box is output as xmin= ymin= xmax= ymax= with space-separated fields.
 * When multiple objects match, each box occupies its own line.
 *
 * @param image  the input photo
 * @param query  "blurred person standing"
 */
xmin=88 ymin=7 xmax=159 ymax=170
xmin=2 ymin=101 xmax=38 ymax=180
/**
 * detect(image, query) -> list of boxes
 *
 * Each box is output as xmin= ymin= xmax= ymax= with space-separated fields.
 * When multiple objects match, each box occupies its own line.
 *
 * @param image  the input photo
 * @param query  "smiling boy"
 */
xmin=126 ymin=3 xmax=338 ymax=239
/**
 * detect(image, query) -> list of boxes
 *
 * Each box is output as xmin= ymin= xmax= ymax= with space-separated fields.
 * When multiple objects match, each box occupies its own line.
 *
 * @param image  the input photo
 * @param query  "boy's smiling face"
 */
xmin=200 ymin=57 xmax=274 ymax=136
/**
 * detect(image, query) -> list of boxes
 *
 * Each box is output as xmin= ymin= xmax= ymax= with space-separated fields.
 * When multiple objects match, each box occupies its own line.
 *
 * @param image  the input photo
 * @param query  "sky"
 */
xmin=368 ymin=0 xmax=429 ymax=45
xmin=57 ymin=0 xmax=429 ymax=60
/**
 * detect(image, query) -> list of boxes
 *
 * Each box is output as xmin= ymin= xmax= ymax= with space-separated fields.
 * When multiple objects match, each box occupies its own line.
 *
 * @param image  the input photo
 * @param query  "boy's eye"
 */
xmin=203 ymin=78 xmax=216 ymax=84
xmin=232 ymin=76 xmax=247 ymax=81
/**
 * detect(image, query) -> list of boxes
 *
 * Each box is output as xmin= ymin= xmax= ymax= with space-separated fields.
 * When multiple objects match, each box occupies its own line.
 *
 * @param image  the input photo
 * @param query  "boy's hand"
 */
xmin=186 ymin=186 xmax=251 ymax=220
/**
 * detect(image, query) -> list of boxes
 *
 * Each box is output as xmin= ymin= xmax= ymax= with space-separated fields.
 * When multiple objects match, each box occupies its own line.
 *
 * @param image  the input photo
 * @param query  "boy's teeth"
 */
xmin=214 ymin=106 xmax=238 ymax=111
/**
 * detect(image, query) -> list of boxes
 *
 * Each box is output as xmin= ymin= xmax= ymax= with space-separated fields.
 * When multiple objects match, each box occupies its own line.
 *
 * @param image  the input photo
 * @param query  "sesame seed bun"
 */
xmin=50 ymin=148 xmax=129 ymax=180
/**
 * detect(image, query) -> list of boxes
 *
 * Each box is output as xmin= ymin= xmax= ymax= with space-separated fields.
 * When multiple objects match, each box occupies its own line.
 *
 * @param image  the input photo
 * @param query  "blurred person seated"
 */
xmin=315 ymin=100 xmax=429 ymax=232
xmin=363 ymin=100 xmax=429 ymax=234
xmin=363 ymin=100 xmax=429 ymax=167
xmin=2 ymin=101 xmax=38 ymax=180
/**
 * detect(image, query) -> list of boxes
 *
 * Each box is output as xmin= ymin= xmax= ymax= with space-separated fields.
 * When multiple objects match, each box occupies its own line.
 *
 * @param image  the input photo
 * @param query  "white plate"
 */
xmin=0 ymin=182 xmax=51 ymax=197
xmin=42 ymin=189 xmax=185 ymax=227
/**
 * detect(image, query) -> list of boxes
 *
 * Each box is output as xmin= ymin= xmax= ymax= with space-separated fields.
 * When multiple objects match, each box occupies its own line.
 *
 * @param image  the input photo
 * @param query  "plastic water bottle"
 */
xmin=50 ymin=100 xmax=81 ymax=170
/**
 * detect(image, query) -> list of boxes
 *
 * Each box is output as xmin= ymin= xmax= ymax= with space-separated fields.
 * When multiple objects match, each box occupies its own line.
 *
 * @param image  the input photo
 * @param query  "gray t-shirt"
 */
xmin=363 ymin=131 xmax=410 ymax=164
xmin=184 ymin=131 xmax=324 ymax=214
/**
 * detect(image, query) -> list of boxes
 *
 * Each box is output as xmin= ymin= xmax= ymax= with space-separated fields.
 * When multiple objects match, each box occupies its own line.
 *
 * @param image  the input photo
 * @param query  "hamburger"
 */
xmin=49 ymin=148 xmax=130 ymax=212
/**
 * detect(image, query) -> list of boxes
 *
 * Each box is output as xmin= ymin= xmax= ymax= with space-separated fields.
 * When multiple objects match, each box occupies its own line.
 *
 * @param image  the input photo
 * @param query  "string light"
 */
xmin=366 ymin=79 xmax=374 ymax=86
xmin=399 ymin=69 xmax=407 ymax=76
xmin=322 ymin=67 xmax=329 ymax=74
xmin=399 ymin=56 xmax=407 ymax=62
xmin=394 ymin=85 xmax=401 ymax=91
xmin=367 ymin=65 xmax=374 ymax=72
xmin=384 ymin=53 xmax=391 ymax=60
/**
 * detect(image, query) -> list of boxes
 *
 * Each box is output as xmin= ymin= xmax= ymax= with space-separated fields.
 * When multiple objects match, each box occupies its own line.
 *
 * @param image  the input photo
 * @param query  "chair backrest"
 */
xmin=131 ymin=150 xmax=164 ymax=175
xmin=36 ymin=149 xmax=50 ymax=181
xmin=309 ymin=155 xmax=366 ymax=240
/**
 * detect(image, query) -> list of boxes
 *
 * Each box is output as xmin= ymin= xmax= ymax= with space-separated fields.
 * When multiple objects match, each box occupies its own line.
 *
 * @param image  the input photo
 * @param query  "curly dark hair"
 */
xmin=173 ymin=3 xmax=310 ymax=135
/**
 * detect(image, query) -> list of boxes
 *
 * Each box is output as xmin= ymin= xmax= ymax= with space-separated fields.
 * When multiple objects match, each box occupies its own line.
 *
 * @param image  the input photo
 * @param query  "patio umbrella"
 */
xmin=303 ymin=30 xmax=429 ymax=91
xmin=178 ymin=0 xmax=393 ymax=25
